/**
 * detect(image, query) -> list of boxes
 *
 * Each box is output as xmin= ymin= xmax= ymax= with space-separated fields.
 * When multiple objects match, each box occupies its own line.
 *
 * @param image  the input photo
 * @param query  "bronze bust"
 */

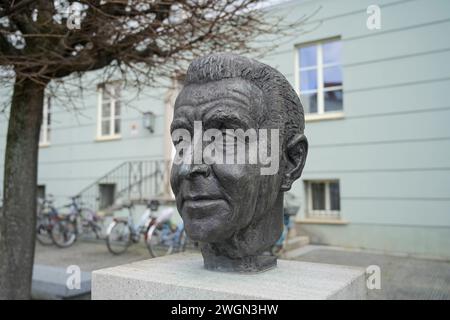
xmin=170 ymin=53 xmax=308 ymax=272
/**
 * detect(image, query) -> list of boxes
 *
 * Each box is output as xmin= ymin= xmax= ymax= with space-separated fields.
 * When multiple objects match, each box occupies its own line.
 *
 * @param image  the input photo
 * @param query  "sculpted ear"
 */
xmin=280 ymin=134 xmax=308 ymax=191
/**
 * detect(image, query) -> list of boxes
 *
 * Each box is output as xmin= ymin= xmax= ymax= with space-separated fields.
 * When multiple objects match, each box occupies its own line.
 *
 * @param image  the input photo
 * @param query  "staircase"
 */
xmin=76 ymin=160 xmax=173 ymax=211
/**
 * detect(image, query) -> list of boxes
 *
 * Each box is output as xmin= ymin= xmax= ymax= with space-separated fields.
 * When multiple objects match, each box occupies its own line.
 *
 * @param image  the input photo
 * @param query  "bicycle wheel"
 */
xmin=106 ymin=221 xmax=131 ymax=255
xmin=146 ymin=225 xmax=173 ymax=258
xmin=81 ymin=209 xmax=98 ymax=236
xmin=174 ymin=229 xmax=188 ymax=253
xmin=36 ymin=220 xmax=53 ymax=246
xmin=91 ymin=222 xmax=104 ymax=240
xmin=51 ymin=219 xmax=77 ymax=248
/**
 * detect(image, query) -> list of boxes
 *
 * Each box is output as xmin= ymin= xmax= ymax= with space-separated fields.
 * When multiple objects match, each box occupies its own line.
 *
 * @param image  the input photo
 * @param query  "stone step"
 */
xmin=294 ymin=222 xmax=309 ymax=236
xmin=285 ymin=235 xmax=310 ymax=251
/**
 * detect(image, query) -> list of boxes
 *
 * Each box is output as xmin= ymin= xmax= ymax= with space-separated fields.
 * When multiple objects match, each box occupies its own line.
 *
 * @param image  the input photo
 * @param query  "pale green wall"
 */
xmin=260 ymin=0 xmax=450 ymax=259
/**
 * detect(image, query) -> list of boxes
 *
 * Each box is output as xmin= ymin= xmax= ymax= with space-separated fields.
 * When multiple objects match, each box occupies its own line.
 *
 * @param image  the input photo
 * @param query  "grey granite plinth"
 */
xmin=91 ymin=253 xmax=367 ymax=300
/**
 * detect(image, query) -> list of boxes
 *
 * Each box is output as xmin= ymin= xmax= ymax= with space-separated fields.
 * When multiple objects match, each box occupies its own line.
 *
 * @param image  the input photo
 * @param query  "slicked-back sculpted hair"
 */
xmin=184 ymin=53 xmax=305 ymax=145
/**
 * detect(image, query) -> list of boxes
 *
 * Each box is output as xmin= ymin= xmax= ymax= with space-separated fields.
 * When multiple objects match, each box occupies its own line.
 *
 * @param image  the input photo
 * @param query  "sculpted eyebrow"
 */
xmin=203 ymin=112 xmax=250 ymax=130
xmin=181 ymin=95 xmax=250 ymax=109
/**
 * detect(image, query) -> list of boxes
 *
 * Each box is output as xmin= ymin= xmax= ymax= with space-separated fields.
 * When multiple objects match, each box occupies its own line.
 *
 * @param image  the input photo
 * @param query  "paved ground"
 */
xmin=35 ymin=239 xmax=199 ymax=272
xmin=291 ymin=246 xmax=450 ymax=300
xmin=34 ymin=241 xmax=159 ymax=300
xmin=35 ymin=242 xmax=450 ymax=300
xmin=35 ymin=241 xmax=154 ymax=272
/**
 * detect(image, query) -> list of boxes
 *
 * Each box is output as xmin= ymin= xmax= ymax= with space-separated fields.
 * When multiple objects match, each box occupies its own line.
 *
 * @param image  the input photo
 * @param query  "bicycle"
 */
xmin=271 ymin=193 xmax=300 ymax=256
xmin=146 ymin=218 xmax=187 ymax=258
xmin=271 ymin=210 xmax=294 ymax=256
xmin=36 ymin=196 xmax=60 ymax=246
xmin=106 ymin=201 xmax=154 ymax=255
xmin=106 ymin=200 xmax=187 ymax=257
xmin=51 ymin=195 xmax=102 ymax=248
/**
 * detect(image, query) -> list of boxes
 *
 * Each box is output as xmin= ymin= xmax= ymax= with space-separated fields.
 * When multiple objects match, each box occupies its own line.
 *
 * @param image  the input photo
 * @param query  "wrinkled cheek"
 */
xmin=212 ymin=164 xmax=257 ymax=190
xmin=212 ymin=164 xmax=260 ymax=218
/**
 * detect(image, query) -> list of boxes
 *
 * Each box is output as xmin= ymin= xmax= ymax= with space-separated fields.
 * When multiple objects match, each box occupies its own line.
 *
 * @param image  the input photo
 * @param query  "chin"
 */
xmin=180 ymin=199 xmax=230 ymax=235
xmin=183 ymin=214 xmax=236 ymax=243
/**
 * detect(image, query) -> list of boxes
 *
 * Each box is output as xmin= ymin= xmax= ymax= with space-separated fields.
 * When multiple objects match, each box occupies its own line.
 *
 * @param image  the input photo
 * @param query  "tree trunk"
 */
xmin=0 ymin=77 xmax=46 ymax=299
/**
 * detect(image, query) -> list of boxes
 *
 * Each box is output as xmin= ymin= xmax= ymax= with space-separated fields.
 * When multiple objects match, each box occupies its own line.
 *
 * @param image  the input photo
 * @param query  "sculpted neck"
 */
xmin=200 ymin=192 xmax=284 ymax=272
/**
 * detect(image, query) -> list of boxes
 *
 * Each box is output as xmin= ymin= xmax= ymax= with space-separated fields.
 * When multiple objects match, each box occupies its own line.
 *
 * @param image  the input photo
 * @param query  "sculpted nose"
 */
xmin=179 ymin=164 xmax=211 ymax=179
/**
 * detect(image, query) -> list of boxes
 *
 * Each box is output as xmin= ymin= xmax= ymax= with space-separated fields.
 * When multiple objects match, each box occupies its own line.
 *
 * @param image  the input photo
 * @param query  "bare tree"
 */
xmin=0 ymin=0 xmax=313 ymax=299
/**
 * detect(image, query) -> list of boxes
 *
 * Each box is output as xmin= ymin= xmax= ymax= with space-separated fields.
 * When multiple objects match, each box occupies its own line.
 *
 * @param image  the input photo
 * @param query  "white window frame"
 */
xmin=39 ymin=97 xmax=51 ymax=147
xmin=305 ymin=180 xmax=341 ymax=219
xmin=97 ymin=82 xmax=121 ymax=140
xmin=295 ymin=38 xmax=344 ymax=120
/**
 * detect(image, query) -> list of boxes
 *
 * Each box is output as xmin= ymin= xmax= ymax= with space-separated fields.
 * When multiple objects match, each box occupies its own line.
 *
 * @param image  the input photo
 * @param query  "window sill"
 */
xmin=305 ymin=111 xmax=344 ymax=122
xmin=39 ymin=143 xmax=51 ymax=148
xmin=296 ymin=218 xmax=348 ymax=225
xmin=95 ymin=135 xmax=122 ymax=142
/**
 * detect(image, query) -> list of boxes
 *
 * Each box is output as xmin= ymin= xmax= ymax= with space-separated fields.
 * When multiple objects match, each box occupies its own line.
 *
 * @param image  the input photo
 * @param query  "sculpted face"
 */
xmin=169 ymin=53 xmax=308 ymax=273
xmin=170 ymin=78 xmax=282 ymax=243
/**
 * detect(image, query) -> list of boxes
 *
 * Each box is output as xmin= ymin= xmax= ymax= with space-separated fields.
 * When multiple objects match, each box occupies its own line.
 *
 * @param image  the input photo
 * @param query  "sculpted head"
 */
xmin=170 ymin=53 xmax=308 ymax=272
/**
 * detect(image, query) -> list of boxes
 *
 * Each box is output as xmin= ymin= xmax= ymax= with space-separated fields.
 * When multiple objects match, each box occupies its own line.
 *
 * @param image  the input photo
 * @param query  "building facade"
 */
xmin=1 ymin=0 xmax=450 ymax=259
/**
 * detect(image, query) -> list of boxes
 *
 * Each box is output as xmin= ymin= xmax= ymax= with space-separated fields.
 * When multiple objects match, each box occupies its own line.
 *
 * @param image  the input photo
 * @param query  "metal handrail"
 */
xmin=76 ymin=159 xmax=171 ymax=211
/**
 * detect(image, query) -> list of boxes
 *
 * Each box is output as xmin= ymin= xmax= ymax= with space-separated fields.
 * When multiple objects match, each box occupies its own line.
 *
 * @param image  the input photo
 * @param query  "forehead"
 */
xmin=174 ymin=78 xmax=264 ymax=119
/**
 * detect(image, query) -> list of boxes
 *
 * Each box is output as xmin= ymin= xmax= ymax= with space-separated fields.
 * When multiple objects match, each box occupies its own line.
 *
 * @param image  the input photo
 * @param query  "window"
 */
xmin=305 ymin=180 xmax=341 ymax=219
xmin=39 ymin=97 xmax=51 ymax=146
xmin=98 ymin=183 xmax=116 ymax=209
xmin=97 ymin=82 xmax=121 ymax=139
xmin=296 ymin=39 xmax=343 ymax=116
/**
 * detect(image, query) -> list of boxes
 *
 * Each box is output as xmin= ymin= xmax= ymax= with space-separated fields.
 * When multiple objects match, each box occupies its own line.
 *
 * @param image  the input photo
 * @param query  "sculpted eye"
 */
xmin=171 ymin=125 xmax=191 ymax=147
xmin=172 ymin=130 xmax=189 ymax=146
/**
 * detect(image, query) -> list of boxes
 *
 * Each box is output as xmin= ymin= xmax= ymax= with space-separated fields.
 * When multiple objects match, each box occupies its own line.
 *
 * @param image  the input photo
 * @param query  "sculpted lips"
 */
xmin=182 ymin=194 xmax=223 ymax=205
xmin=181 ymin=194 xmax=227 ymax=214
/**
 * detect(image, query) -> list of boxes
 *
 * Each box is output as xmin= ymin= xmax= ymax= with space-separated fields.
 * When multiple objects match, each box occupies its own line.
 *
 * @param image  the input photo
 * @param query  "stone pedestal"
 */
xmin=92 ymin=253 xmax=367 ymax=300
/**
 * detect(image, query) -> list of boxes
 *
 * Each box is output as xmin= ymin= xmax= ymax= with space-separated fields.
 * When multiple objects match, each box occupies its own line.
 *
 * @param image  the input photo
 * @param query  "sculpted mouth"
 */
xmin=181 ymin=195 xmax=226 ymax=210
